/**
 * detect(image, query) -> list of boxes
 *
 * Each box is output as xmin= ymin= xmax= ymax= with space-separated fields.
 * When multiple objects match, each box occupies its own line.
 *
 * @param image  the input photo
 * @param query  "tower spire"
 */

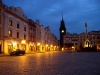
xmin=62 ymin=13 xmax=63 ymax=21
xmin=59 ymin=14 xmax=66 ymax=50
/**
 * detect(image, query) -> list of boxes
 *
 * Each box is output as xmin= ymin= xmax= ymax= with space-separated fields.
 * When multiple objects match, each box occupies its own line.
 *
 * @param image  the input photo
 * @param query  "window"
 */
xmin=75 ymin=43 xmax=77 ymax=45
xmin=17 ymin=23 xmax=20 ymax=29
xmin=93 ymin=36 xmax=95 ymax=39
xmin=9 ymin=30 xmax=12 ymax=37
xmin=9 ymin=20 xmax=12 ymax=26
xmin=24 ymin=26 xmax=26 ymax=31
xmin=17 ymin=32 xmax=19 ymax=38
xmin=24 ymin=34 xmax=26 ymax=40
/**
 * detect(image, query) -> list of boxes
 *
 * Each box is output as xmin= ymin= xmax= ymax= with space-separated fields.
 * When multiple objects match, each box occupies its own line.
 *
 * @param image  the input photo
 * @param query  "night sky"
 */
xmin=2 ymin=0 xmax=100 ymax=39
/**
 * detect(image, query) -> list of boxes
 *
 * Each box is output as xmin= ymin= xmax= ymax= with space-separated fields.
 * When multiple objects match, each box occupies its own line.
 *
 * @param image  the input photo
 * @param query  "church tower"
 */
xmin=59 ymin=14 xmax=66 ymax=50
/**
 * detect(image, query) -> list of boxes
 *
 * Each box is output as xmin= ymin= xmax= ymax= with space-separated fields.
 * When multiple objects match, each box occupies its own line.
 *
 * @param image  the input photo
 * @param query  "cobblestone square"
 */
xmin=0 ymin=51 xmax=100 ymax=75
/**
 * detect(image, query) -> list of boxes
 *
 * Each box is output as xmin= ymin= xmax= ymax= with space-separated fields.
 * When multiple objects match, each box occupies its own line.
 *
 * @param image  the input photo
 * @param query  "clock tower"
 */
xmin=59 ymin=15 xmax=66 ymax=50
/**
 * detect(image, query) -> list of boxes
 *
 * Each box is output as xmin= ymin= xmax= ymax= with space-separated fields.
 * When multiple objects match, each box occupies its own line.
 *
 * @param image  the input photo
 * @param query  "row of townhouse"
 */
xmin=0 ymin=2 xmax=59 ymax=54
xmin=63 ymin=30 xmax=100 ymax=51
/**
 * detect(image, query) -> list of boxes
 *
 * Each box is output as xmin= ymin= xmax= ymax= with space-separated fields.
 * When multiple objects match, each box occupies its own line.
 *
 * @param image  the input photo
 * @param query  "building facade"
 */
xmin=0 ymin=1 xmax=58 ymax=54
xmin=63 ymin=32 xmax=79 ymax=50
xmin=78 ymin=30 xmax=100 ymax=50
xmin=28 ymin=19 xmax=36 ymax=52
xmin=0 ymin=4 xmax=30 ymax=54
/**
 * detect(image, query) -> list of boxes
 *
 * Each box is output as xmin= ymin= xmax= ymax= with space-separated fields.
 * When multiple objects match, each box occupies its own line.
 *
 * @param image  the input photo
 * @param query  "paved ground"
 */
xmin=0 ymin=51 xmax=100 ymax=75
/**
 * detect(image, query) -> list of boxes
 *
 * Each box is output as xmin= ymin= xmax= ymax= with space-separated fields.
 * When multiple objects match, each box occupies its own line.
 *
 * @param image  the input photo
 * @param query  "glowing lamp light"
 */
xmin=62 ymin=48 xmax=64 ymax=51
xmin=46 ymin=44 xmax=48 ymax=47
xmin=37 ymin=43 xmax=40 ymax=46
xmin=51 ymin=45 xmax=53 ymax=47
xmin=72 ymin=46 xmax=75 ymax=49
xmin=21 ymin=40 xmax=26 ymax=44
xmin=9 ymin=31 xmax=11 ymax=34
xmin=61 ymin=30 xmax=64 ymax=33
xmin=13 ymin=42 xmax=17 ymax=46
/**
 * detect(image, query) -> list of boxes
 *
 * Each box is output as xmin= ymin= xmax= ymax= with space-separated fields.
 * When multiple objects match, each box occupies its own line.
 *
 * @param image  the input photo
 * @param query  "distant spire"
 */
xmin=62 ymin=13 xmax=64 ymax=21
xmin=85 ymin=22 xmax=87 ymax=28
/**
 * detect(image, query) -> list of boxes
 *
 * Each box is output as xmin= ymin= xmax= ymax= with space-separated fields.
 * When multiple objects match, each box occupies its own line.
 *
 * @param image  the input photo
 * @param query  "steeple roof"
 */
xmin=62 ymin=13 xmax=64 ymax=21
xmin=60 ymin=14 xmax=65 ymax=28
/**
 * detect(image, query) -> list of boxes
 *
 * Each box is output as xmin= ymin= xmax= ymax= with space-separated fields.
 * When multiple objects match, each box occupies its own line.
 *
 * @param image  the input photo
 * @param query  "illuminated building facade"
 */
xmin=35 ymin=21 xmax=59 ymax=52
xmin=63 ymin=32 xmax=78 ymax=50
xmin=28 ymin=19 xmax=36 ymax=52
xmin=79 ymin=30 xmax=100 ymax=50
xmin=0 ymin=1 xmax=59 ymax=54
xmin=0 ymin=3 xmax=30 ymax=54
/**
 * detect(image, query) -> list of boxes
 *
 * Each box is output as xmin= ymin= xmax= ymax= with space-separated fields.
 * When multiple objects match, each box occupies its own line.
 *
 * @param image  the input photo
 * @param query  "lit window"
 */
xmin=9 ymin=30 xmax=12 ymax=37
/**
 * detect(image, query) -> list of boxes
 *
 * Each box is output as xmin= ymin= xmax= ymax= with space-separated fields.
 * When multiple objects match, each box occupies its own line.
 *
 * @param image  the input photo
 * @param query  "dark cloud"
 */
xmin=3 ymin=0 xmax=100 ymax=39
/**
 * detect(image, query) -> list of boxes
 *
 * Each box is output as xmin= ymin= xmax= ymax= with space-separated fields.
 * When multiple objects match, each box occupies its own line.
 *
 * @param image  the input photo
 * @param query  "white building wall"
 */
xmin=1 ymin=5 xmax=29 ymax=54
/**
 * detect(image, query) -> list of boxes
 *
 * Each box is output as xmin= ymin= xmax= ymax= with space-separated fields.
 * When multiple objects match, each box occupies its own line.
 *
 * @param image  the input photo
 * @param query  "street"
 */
xmin=0 ymin=51 xmax=100 ymax=75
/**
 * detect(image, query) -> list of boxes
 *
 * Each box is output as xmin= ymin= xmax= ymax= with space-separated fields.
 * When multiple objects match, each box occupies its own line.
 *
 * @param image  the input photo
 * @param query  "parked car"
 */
xmin=10 ymin=49 xmax=25 ymax=56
